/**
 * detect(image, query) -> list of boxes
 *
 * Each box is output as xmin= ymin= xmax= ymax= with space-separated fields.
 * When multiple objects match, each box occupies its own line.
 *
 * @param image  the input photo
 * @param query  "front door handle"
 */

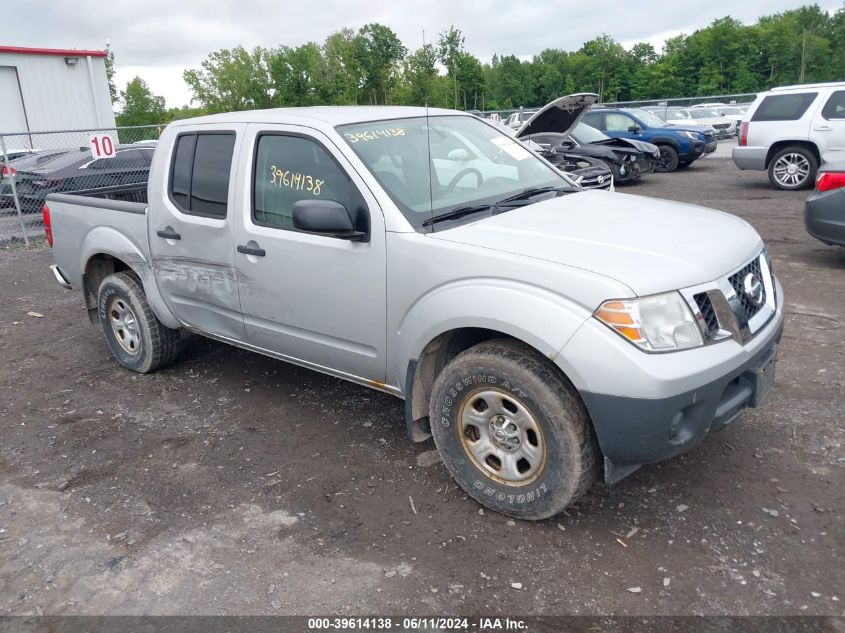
xmin=237 ymin=244 xmax=266 ymax=257
xmin=156 ymin=229 xmax=181 ymax=240
xmin=814 ymin=125 xmax=833 ymax=131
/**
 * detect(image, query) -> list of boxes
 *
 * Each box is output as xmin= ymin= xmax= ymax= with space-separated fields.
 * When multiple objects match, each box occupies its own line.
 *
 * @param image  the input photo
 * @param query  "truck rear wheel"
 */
xmin=97 ymin=271 xmax=180 ymax=373
xmin=429 ymin=339 xmax=599 ymax=520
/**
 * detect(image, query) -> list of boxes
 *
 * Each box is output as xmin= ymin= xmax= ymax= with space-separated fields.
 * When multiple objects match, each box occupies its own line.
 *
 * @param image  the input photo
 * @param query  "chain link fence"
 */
xmin=1 ymin=124 xmax=163 ymax=245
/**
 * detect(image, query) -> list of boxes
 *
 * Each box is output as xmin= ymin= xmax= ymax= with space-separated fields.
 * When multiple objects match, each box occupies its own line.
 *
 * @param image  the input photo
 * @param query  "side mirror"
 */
xmin=628 ymin=125 xmax=641 ymax=133
xmin=447 ymin=148 xmax=471 ymax=161
xmin=293 ymin=199 xmax=367 ymax=241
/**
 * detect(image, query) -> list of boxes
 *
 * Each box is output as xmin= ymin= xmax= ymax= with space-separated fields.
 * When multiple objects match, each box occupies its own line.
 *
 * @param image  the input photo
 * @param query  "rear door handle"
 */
xmin=237 ymin=244 xmax=266 ymax=257
xmin=156 ymin=229 xmax=181 ymax=240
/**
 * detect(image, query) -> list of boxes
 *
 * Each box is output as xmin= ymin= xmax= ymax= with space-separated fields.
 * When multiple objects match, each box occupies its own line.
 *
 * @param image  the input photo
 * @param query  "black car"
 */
xmin=805 ymin=162 xmax=845 ymax=247
xmin=515 ymin=96 xmax=659 ymax=184
xmin=1 ymin=149 xmax=74 ymax=209
xmin=13 ymin=145 xmax=154 ymax=211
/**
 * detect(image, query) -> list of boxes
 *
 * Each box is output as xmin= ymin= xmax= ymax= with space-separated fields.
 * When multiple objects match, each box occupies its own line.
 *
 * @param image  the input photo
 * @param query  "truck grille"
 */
xmin=694 ymin=293 xmax=719 ymax=337
xmin=684 ymin=253 xmax=776 ymax=346
xmin=728 ymin=257 xmax=766 ymax=321
xmin=713 ymin=123 xmax=731 ymax=129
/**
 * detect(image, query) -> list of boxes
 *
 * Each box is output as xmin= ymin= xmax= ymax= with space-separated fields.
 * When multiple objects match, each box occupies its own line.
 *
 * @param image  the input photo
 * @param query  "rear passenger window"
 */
xmin=168 ymin=132 xmax=235 ymax=218
xmin=822 ymin=91 xmax=845 ymax=120
xmin=253 ymin=134 xmax=352 ymax=230
xmin=751 ymin=93 xmax=817 ymax=122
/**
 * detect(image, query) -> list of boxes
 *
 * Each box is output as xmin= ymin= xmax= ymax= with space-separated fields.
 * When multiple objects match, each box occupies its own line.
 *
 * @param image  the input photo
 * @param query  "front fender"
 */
xmin=80 ymin=226 xmax=180 ymax=329
xmin=392 ymin=278 xmax=592 ymax=392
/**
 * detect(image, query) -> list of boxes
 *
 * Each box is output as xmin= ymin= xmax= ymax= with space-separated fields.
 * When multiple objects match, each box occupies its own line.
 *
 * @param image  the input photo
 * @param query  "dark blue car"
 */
xmin=583 ymin=107 xmax=717 ymax=172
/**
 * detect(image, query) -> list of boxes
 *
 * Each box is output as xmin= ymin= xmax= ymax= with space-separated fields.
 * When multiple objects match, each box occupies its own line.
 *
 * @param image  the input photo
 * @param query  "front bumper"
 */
xmin=733 ymin=146 xmax=768 ymax=171
xmin=557 ymin=275 xmax=785 ymax=482
xmin=805 ymin=189 xmax=845 ymax=247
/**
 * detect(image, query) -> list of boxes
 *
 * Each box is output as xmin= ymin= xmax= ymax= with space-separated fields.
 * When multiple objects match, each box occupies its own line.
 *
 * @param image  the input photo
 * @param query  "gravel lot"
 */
xmin=0 ymin=151 xmax=842 ymax=616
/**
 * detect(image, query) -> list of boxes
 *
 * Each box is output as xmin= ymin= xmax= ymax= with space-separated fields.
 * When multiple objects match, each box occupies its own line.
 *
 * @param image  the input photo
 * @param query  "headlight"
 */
xmin=594 ymin=292 xmax=704 ymax=352
xmin=678 ymin=131 xmax=701 ymax=140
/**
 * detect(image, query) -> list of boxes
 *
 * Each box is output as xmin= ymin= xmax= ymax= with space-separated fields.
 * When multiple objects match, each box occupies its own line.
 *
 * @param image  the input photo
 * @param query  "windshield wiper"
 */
xmin=493 ymin=185 xmax=573 ymax=207
xmin=422 ymin=186 xmax=573 ymax=228
xmin=422 ymin=204 xmax=494 ymax=227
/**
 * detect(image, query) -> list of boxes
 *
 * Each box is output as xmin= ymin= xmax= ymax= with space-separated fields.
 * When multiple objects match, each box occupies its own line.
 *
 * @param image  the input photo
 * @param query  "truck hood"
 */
xmin=516 ymin=93 xmax=598 ymax=139
xmin=429 ymin=190 xmax=762 ymax=296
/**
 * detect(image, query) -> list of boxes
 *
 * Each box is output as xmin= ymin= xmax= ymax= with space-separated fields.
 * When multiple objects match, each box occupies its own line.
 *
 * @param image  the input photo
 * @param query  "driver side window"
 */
xmin=253 ymin=134 xmax=353 ymax=230
xmin=605 ymin=114 xmax=635 ymax=131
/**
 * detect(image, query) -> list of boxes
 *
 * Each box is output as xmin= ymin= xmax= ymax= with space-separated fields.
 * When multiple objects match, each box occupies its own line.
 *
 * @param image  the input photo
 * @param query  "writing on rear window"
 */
xmin=343 ymin=128 xmax=405 ymax=143
xmin=270 ymin=166 xmax=324 ymax=195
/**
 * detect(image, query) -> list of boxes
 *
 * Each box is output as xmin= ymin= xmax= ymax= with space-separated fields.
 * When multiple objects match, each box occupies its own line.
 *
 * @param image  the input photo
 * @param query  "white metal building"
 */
xmin=0 ymin=46 xmax=116 ymax=149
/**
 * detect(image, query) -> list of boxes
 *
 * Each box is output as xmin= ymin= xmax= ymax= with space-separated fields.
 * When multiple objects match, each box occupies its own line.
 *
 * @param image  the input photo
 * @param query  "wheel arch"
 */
xmin=404 ymin=325 xmax=588 ymax=443
xmin=765 ymin=140 xmax=820 ymax=168
xmin=80 ymin=229 xmax=179 ymax=328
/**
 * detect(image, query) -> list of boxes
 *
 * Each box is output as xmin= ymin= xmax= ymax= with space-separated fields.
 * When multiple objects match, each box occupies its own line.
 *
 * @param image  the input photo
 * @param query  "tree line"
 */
xmin=115 ymin=4 xmax=845 ymax=126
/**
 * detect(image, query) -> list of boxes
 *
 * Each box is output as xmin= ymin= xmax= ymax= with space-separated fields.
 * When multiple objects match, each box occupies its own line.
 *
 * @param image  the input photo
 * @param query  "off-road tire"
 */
xmin=97 ymin=271 xmax=180 ymax=373
xmin=429 ymin=339 xmax=599 ymax=520
xmin=655 ymin=145 xmax=680 ymax=172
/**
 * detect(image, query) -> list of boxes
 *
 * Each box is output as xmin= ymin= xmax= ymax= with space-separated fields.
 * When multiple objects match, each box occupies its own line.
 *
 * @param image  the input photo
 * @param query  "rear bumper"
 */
xmin=733 ymin=146 xmax=768 ymax=171
xmin=805 ymin=189 xmax=845 ymax=247
xmin=50 ymin=264 xmax=73 ymax=290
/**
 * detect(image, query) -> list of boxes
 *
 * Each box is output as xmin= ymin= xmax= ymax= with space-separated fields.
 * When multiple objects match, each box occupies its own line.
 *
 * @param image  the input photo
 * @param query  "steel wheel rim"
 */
xmin=108 ymin=297 xmax=141 ymax=355
xmin=773 ymin=153 xmax=810 ymax=187
xmin=458 ymin=388 xmax=547 ymax=486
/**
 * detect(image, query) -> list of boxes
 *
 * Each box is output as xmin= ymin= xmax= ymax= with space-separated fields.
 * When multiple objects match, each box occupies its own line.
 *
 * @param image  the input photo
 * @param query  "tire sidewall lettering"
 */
xmin=435 ymin=370 xmax=563 ymax=513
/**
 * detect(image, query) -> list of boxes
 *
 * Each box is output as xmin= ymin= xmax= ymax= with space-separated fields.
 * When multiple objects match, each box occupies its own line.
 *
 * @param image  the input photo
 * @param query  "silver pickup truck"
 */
xmin=45 ymin=101 xmax=784 ymax=520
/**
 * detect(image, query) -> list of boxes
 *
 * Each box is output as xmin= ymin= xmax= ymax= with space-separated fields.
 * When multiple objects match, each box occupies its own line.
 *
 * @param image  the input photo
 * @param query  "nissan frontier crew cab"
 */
xmin=45 ymin=95 xmax=784 ymax=520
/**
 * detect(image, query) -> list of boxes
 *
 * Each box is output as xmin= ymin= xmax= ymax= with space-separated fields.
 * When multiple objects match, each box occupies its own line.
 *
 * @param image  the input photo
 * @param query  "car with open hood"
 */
xmin=513 ymin=95 xmax=660 ymax=184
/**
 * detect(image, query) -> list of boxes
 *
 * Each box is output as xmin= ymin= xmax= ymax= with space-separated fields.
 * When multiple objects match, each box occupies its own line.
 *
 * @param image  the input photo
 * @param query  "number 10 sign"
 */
xmin=89 ymin=134 xmax=116 ymax=159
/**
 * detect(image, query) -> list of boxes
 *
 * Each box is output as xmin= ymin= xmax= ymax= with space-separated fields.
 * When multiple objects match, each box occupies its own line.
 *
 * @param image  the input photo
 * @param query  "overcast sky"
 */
xmin=7 ymin=0 xmax=841 ymax=108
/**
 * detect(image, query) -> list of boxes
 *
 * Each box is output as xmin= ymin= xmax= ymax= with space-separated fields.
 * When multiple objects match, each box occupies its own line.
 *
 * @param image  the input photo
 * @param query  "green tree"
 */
xmin=354 ymin=24 xmax=407 ymax=104
xmin=184 ymin=46 xmax=274 ymax=112
xmin=437 ymin=26 xmax=465 ymax=108
xmin=324 ymin=28 xmax=361 ymax=104
xmin=104 ymin=44 xmax=118 ymax=104
xmin=116 ymin=77 xmax=166 ymax=126
xmin=399 ymin=44 xmax=438 ymax=105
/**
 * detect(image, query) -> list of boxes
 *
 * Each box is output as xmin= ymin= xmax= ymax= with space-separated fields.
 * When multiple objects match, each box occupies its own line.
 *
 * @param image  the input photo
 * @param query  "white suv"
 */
xmin=733 ymin=82 xmax=845 ymax=190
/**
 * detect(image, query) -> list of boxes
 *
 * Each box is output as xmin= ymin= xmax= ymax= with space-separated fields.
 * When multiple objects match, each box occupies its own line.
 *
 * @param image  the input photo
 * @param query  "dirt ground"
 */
xmin=0 ymin=150 xmax=842 ymax=617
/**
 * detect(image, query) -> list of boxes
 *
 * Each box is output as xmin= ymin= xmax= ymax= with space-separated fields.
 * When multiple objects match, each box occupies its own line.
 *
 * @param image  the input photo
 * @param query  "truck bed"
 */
xmin=47 ymin=185 xmax=150 ymax=291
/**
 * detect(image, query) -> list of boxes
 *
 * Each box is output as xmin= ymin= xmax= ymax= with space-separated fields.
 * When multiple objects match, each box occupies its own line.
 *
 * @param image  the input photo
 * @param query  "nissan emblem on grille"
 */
xmin=743 ymin=272 xmax=764 ymax=306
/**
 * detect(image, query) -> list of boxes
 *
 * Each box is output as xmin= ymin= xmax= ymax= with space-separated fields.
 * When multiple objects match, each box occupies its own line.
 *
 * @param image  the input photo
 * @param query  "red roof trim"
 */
xmin=0 ymin=46 xmax=108 ymax=58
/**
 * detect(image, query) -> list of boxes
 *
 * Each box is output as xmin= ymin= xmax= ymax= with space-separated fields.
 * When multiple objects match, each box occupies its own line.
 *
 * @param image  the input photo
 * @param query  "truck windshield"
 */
xmin=337 ymin=115 xmax=565 ymax=231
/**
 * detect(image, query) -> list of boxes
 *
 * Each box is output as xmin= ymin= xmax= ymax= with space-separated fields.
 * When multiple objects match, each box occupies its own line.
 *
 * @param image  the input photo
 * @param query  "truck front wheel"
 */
xmin=429 ymin=339 xmax=599 ymax=520
xmin=97 ymin=271 xmax=180 ymax=373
